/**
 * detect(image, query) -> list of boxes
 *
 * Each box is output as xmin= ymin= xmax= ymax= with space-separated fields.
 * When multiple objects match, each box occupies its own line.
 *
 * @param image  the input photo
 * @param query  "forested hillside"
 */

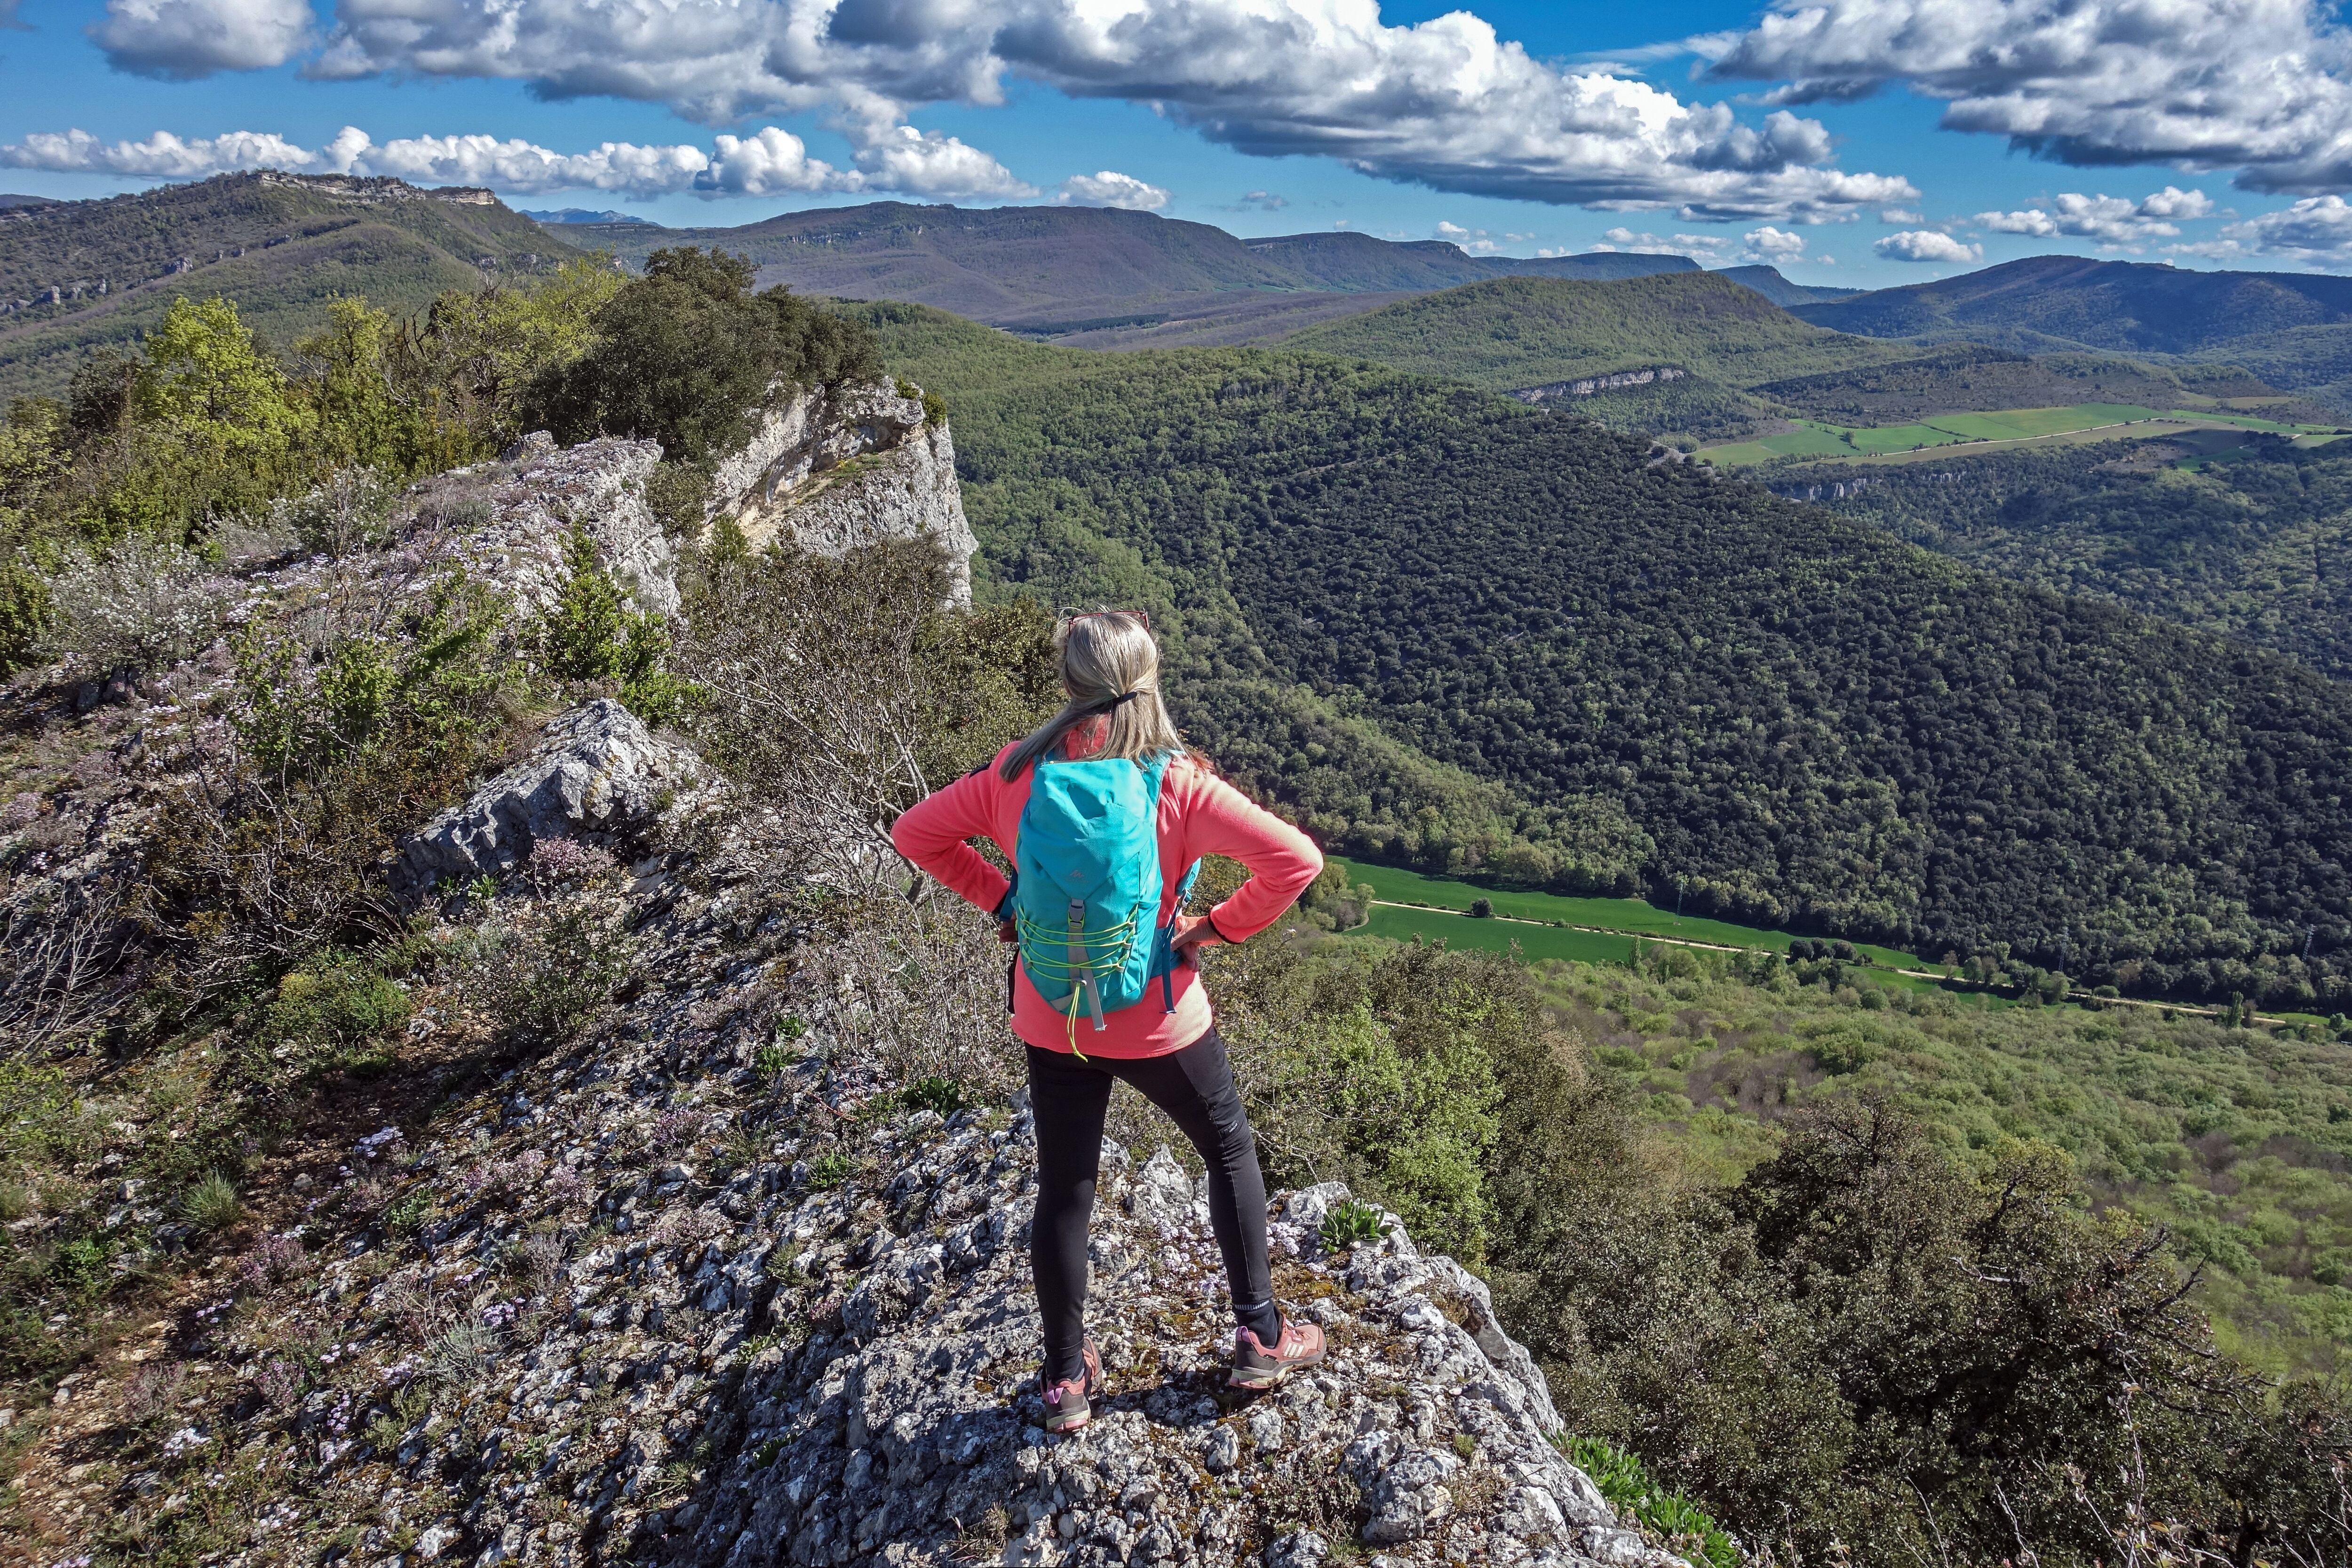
xmin=860 ymin=302 xmax=2352 ymax=1009
xmin=1748 ymin=343 xmax=2283 ymax=422
xmin=1285 ymin=271 xmax=1901 ymax=393
xmin=0 ymin=173 xmax=576 ymax=400
xmin=1776 ymin=436 xmax=2352 ymax=677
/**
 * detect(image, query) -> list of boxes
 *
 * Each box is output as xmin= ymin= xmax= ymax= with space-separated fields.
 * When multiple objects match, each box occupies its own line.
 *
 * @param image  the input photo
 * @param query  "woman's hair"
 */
xmin=999 ymin=610 xmax=1184 ymax=780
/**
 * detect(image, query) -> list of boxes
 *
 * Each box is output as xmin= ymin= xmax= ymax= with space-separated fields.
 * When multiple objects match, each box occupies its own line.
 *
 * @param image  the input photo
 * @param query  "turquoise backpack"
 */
xmin=1004 ymin=748 xmax=1200 ymax=1047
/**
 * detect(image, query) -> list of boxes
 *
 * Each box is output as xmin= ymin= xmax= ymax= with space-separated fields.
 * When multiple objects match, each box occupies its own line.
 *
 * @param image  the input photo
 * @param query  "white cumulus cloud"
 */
xmin=1703 ymin=0 xmax=2352 ymax=195
xmin=1057 ymin=170 xmax=1169 ymax=210
xmin=0 ymin=122 xmax=1029 ymax=201
xmin=93 ymin=0 xmax=312 ymax=77
xmin=1876 ymin=229 xmax=1983 ymax=263
xmin=2198 ymin=193 xmax=2352 ymax=260
xmin=1973 ymin=187 xmax=2216 ymax=245
xmin=1597 ymin=226 xmax=1715 ymax=255
xmin=1743 ymin=224 xmax=1808 ymax=259
xmin=89 ymin=0 xmax=1916 ymax=223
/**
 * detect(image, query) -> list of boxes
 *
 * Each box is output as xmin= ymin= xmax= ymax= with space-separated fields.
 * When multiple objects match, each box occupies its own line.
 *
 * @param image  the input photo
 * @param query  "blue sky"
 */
xmin=8 ymin=0 xmax=2352 ymax=283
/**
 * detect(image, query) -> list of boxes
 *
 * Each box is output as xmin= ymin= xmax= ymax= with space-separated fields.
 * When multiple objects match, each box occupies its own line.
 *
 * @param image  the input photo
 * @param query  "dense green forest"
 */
xmin=1748 ymin=343 xmax=2285 ymax=423
xmin=1283 ymin=271 xmax=1901 ymax=394
xmin=858 ymin=302 xmax=2352 ymax=1009
xmin=1777 ymin=436 xmax=2352 ymax=678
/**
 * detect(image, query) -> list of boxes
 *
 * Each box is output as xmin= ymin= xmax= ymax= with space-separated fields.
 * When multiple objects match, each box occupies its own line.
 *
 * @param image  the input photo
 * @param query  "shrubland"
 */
xmin=0 ymin=249 xmax=903 ymax=1436
xmin=1213 ymin=929 xmax=2352 ymax=1568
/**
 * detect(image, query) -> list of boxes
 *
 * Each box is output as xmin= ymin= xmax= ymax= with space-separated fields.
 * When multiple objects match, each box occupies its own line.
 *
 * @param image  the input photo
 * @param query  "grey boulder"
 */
xmin=391 ymin=700 xmax=699 ymax=901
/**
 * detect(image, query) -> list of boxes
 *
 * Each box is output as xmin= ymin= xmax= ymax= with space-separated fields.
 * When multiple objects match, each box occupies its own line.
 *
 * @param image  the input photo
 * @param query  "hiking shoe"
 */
xmin=1041 ymin=1337 xmax=1104 ymax=1433
xmin=1230 ymin=1315 xmax=1326 ymax=1391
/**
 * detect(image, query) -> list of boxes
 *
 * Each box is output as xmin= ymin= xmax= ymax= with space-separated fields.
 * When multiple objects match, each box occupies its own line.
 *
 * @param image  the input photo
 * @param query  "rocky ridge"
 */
xmin=32 ymin=707 xmax=1661 ymax=1566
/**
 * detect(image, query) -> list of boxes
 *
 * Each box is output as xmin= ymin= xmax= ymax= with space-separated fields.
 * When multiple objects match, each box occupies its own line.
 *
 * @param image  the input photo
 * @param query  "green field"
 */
xmin=1703 ymin=402 xmax=2163 ymax=464
xmin=1359 ymin=903 xmax=1641 ymax=964
xmin=1702 ymin=403 xmax=2351 ymax=467
xmin=1330 ymin=855 xmax=1931 ymax=969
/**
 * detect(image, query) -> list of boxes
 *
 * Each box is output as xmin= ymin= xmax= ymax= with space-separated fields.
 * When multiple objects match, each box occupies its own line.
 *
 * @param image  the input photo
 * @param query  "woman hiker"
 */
xmin=890 ymin=609 xmax=1328 ymax=1434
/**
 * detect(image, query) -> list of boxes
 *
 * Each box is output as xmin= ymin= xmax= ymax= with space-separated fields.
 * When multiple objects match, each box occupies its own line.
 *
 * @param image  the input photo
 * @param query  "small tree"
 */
xmin=1469 ymin=896 xmax=1495 ymax=918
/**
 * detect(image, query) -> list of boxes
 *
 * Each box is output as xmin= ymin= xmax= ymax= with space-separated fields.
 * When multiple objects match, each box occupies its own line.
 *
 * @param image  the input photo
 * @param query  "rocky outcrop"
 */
xmin=390 ymin=699 xmax=704 ymax=901
xmin=460 ymin=434 xmax=681 ymax=617
xmin=49 ymin=718 xmax=1678 ymax=1568
xmin=710 ymin=382 xmax=977 ymax=605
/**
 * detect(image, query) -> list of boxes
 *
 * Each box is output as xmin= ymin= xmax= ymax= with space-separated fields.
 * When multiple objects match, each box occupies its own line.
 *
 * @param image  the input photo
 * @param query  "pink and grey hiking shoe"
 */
xmin=1230 ymin=1315 xmax=1326 ymax=1391
xmin=1041 ymin=1337 xmax=1104 ymax=1434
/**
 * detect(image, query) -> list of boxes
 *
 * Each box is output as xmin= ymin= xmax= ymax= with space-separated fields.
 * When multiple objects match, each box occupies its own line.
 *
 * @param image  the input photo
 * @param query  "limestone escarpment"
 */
xmin=708 ymin=382 xmax=977 ymax=605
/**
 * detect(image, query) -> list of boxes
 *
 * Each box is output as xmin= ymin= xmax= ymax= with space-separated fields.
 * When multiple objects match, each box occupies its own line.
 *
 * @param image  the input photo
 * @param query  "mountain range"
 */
xmin=0 ymin=172 xmax=573 ymax=399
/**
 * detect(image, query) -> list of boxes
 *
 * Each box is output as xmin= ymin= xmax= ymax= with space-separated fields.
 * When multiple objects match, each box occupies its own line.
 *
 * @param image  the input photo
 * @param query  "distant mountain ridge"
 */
xmin=0 ymin=171 xmax=577 ymax=400
xmin=552 ymin=200 xmax=1703 ymax=341
xmin=1793 ymin=255 xmax=2352 ymax=407
xmin=1717 ymin=263 xmax=1864 ymax=307
xmin=0 ymin=194 xmax=56 ymax=211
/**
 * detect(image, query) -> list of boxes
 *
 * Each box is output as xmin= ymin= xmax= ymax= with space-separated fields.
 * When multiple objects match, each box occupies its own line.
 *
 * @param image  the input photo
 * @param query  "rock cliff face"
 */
xmin=708 ymin=382 xmax=976 ymax=605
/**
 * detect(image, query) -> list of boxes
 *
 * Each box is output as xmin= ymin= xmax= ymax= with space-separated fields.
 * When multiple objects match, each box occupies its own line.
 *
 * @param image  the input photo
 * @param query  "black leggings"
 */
xmin=1026 ymin=1027 xmax=1272 ymax=1381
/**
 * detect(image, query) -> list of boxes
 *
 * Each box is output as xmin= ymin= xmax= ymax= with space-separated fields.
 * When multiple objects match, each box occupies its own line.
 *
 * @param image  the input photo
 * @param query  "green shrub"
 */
xmin=183 ymin=1171 xmax=242 ymax=1232
xmin=901 ymin=1076 xmax=966 ymax=1117
xmin=541 ymin=521 xmax=695 ymax=725
xmin=467 ymin=901 xmax=634 ymax=1041
xmin=753 ymin=1043 xmax=797 ymax=1080
xmin=1561 ymin=1437 xmax=1740 ymax=1568
xmin=1469 ymin=897 xmax=1494 ymax=919
xmin=1319 ymin=1199 xmax=1386 ymax=1252
xmin=263 ymin=956 xmax=411 ymax=1075
xmin=806 ymin=1153 xmax=852 ymax=1190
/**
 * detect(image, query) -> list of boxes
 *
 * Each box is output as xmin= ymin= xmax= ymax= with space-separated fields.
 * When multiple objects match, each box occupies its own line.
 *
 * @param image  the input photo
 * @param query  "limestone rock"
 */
xmin=390 ymin=700 xmax=699 ymax=900
xmin=460 ymin=435 xmax=678 ymax=618
xmin=710 ymin=381 xmax=977 ymax=605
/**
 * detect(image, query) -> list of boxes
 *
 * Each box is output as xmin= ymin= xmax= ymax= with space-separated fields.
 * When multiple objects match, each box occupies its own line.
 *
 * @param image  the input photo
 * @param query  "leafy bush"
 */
xmin=466 ymin=900 xmax=634 ymax=1042
xmin=262 ymin=956 xmax=411 ymax=1076
xmin=806 ymin=1152 xmax=852 ymax=1190
xmin=1225 ymin=942 xmax=1524 ymax=1264
xmin=1318 ymin=1199 xmax=1386 ymax=1252
xmin=1469 ymin=897 xmax=1494 ymax=919
xmin=540 ymin=521 xmax=693 ymax=725
xmin=145 ymin=571 xmax=518 ymax=998
xmin=1560 ymin=1437 xmax=1739 ymax=1568
xmin=901 ymin=1076 xmax=967 ymax=1117
xmin=38 ymin=535 xmax=223 ymax=675
xmin=262 ymin=466 xmax=396 ymax=557
xmin=523 ymin=248 xmax=881 ymax=463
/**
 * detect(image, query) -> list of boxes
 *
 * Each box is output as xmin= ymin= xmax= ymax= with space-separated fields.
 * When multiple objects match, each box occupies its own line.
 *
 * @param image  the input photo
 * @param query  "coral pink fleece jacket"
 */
xmin=890 ymin=729 xmax=1323 ymax=1058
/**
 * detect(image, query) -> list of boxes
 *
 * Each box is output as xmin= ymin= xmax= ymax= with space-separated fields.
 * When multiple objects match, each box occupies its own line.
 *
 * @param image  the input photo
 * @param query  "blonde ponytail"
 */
xmin=1000 ymin=610 xmax=1183 ymax=780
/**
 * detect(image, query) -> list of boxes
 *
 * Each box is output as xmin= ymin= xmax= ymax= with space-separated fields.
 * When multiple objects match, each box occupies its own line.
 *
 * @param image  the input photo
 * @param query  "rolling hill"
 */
xmin=1773 ymin=435 xmax=2352 ymax=679
xmin=1716 ymin=263 xmax=1863 ymax=307
xmin=1283 ymin=271 xmax=1907 ymax=395
xmin=1794 ymin=255 xmax=2352 ymax=408
xmin=853 ymin=299 xmax=2352 ymax=1011
xmin=0 ymin=172 xmax=578 ymax=401
xmin=1795 ymin=255 xmax=2352 ymax=354
xmin=556 ymin=200 xmax=1699 ymax=341
xmin=0 ymin=194 xmax=56 ymax=212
